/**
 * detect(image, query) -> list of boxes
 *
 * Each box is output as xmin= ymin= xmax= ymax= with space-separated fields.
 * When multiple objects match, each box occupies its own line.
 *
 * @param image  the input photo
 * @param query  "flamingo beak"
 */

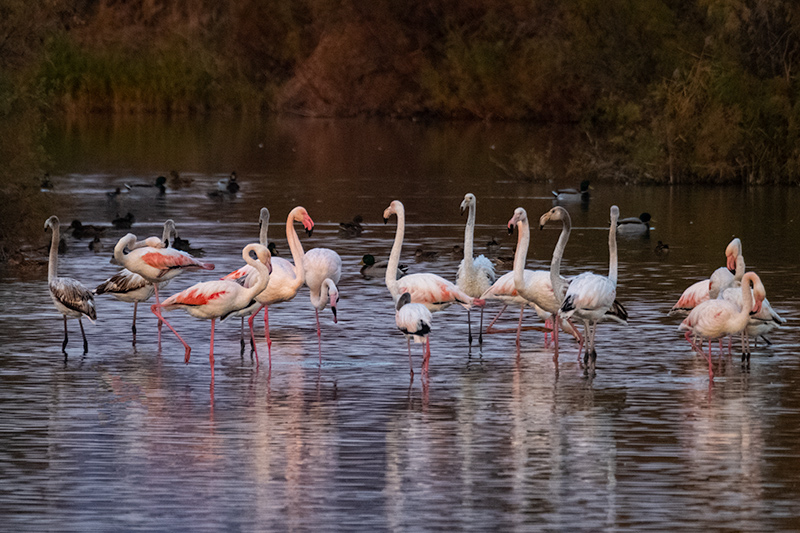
xmin=750 ymin=299 xmax=763 ymax=315
xmin=507 ymin=222 xmax=514 ymax=235
xmin=726 ymin=255 xmax=736 ymax=272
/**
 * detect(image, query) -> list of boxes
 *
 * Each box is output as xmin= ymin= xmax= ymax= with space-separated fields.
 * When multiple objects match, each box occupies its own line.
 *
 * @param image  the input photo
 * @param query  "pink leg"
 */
xmin=248 ymin=306 xmax=268 ymax=367
xmin=263 ymin=306 xmax=272 ymax=350
xmin=155 ymin=284 xmax=163 ymax=342
xmin=543 ymin=317 xmax=551 ymax=348
xmin=708 ymin=338 xmax=714 ymax=379
xmin=516 ymin=307 xmax=524 ymax=350
xmin=151 ymin=304 xmax=191 ymax=362
xmin=484 ymin=305 xmax=508 ymax=333
xmin=315 ymin=309 xmax=322 ymax=364
xmin=422 ymin=336 xmax=431 ymax=373
xmin=553 ymin=314 xmax=560 ymax=356
xmin=209 ymin=318 xmax=216 ymax=379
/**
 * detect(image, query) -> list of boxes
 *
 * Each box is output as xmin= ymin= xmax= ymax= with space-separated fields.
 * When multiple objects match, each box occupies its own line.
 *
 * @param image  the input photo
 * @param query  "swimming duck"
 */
xmin=617 ymin=212 xmax=651 ymax=236
xmin=360 ymin=254 xmax=407 ymax=279
xmin=69 ymin=220 xmax=107 ymax=239
xmin=654 ymin=240 xmax=670 ymax=257
xmin=339 ymin=215 xmax=364 ymax=238
xmin=125 ymin=175 xmax=166 ymax=194
xmin=112 ymin=212 xmax=135 ymax=230
xmin=552 ymin=180 xmax=590 ymax=202
xmin=414 ymin=248 xmax=439 ymax=262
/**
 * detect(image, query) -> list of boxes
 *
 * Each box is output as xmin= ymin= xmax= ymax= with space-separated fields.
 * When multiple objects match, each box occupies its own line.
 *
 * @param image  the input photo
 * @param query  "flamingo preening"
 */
xmin=395 ymin=292 xmax=433 ymax=375
xmin=303 ymin=246 xmax=342 ymax=358
xmin=223 ymin=206 xmax=314 ymax=358
xmin=113 ymin=230 xmax=214 ymax=340
xmin=559 ymin=205 xmax=624 ymax=366
xmin=456 ymin=193 xmax=497 ymax=345
xmin=95 ymin=219 xmax=176 ymax=344
xmin=44 ymin=216 xmax=97 ymax=355
xmin=383 ymin=200 xmax=484 ymax=313
xmin=679 ymin=271 xmax=764 ymax=378
xmin=670 ymin=238 xmax=744 ymax=316
xmin=151 ymin=243 xmax=272 ymax=378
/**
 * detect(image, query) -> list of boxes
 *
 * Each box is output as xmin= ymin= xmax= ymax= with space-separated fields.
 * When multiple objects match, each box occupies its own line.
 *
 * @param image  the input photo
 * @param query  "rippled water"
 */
xmin=1 ymin=116 xmax=799 ymax=531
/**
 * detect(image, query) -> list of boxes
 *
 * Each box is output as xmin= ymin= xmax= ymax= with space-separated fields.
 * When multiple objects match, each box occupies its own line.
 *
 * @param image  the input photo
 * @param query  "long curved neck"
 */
xmin=734 ymin=256 xmax=746 ymax=281
xmin=243 ymin=245 xmax=270 ymax=297
xmin=114 ymin=234 xmax=137 ymax=268
xmin=550 ymin=215 xmax=571 ymax=301
xmin=513 ymin=218 xmax=530 ymax=289
xmin=48 ymin=223 xmax=60 ymax=282
xmin=733 ymin=276 xmax=755 ymax=330
xmin=385 ymin=204 xmax=406 ymax=297
xmin=608 ymin=215 xmax=618 ymax=286
xmin=310 ymin=278 xmax=334 ymax=310
xmin=463 ymin=202 xmax=476 ymax=267
xmin=286 ymin=211 xmax=306 ymax=290
xmin=259 ymin=212 xmax=269 ymax=246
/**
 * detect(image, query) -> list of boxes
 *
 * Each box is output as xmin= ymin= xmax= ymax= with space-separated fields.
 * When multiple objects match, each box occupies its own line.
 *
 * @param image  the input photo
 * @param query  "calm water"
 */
xmin=1 ymin=116 xmax=799 ymax=531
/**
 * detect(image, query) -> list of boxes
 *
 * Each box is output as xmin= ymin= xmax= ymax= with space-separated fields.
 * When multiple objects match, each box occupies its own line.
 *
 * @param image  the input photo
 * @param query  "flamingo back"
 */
xmin=396 ymin=273 xmax=473 ymax=312
xmin=50 ymin=277 xmax=96 ymax=321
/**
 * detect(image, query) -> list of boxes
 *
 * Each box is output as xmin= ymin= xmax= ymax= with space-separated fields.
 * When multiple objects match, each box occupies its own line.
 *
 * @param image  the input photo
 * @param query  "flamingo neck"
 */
xmin=734 ymin=256 xmax=746 ymax=281
xmin=733 ymin=273 xmax=756 ymax=331
xmin=286 ymin=210 xmax=306 ymax=290
xmin=513 ymin=218 xmax=530 ymax=290
xmin=48 ymin=223 xmax=60 ymax=282
xmin=385 ymin=204 xmax=406 ymax=298
xmin=462 ymin=202 xmax=476 ymax=268
xmin=243 ymin=244 xmax=271 ymax=298
xmin=550 ymin=215 xmax=571 ymax=302
xmin=259 ymin=210 xmax=270 ymax=246
xmin=310 ymin=278 xmax=335 ymax=310
xmin=608 ymin=212 xmax=619 ymax=285
xmin=114 ymin=234 xmax=138 ymax=270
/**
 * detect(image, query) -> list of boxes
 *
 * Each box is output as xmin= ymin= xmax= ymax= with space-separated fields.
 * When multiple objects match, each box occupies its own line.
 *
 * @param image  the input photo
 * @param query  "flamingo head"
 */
xmin=44 ymin=215 xmax=59 ymax=232
xmin=162 ymin=219 xmax=176 ymax=247
xmin=538 ymin=206 xmax=568 ymax=229
xmin=610 ymin=205 xmax=620 ymax=224
xmin=326 ymin=280 xmax=340 ymax=323
xmin=383 ymin=200 xmax=403 ymax=223
xmin=396 ymin=292 xmax=412 ymax=311
xmin=750 ymin=278 xmax=766 ymax=315
xmin=507 ymin=207 xmax=526 ymax=234
xmin=293 ymin=207 xmax=314 ymax=237
xmin=725 ymin=238 xmax=742 ymax=271
xmin=259 ymin=207 xmax=270 ymax=226
xmin=143 ymin=236 xmax=165 ymax=249
xmin=460 ymin=193 xmax=475 ymax=216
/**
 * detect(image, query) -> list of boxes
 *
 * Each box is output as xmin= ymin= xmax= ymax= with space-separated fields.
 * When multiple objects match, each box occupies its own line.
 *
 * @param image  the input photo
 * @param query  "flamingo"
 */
xmin=303 ymin=246 xmax=342 ymax=356
xmin=151 ymin=243 xmax=272 ymax=378
xmin=669 ymin=237 xmax=744 ymax=316
xmin=383 ymin=200 xmax=484 ymax=313
xmin=44 ymin=216 xmax=96 ymax=354
xmin=113 ymin=230 xmax=214 ymax=340
xmin=559 ymin=205 xmax=623 ymax=365
xmin=223 ymin=206 xmax=314 ymax=357
xmin=395 ymin=292 xmax=433 ymax=375
xmin=616 ymin=212 xmax=651 ymax=236
xmin=456 ymin=193 xmax=497 ymax=345
xmin=719 ymin=282 xmax=785 ymax=353
xmin=679 ymin=272 xmax=764 ymax=377
xmin=95 ymin=220 xmax=176 ymax=344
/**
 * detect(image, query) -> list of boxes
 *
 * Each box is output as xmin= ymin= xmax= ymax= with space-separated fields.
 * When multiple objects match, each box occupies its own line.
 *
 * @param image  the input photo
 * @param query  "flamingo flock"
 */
xmin=42 ymin=193 xmax=785 ymax=381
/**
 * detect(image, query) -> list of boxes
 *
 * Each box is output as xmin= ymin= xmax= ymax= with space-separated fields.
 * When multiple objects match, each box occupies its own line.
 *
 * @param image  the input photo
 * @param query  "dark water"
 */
xmin=1 ymin=116 xmax=799 ymax=531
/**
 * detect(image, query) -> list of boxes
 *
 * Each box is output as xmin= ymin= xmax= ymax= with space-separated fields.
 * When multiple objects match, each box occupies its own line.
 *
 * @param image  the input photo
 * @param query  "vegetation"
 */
xmin=2 ymin=0 xmax=800 ymax=186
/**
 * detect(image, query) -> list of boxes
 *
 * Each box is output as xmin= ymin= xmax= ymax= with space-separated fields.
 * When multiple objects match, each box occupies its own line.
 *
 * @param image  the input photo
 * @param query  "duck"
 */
xmin=360 ymin=254 xmax=407 ymax=279
xmin=40 ymin=173 xmax=53 ymax=191
xmin=451 ymin=245 xmax=464 ymax=259
xmin=112 ymin=212 xmax=135 ymax=230
xmin=88 ymin=236 xmax=104 ymax=253
xmin=654 ymin=240 xmax=670 ymax=257
xmin=552 ymin=180 xmax=590 ymax=202
xmin=339 ymin=215 xmax=364 ymax=238
xmin=208 ymin=172 xmax=240 ymax=198
xmin=125 ymin=175 xmax=167 ymax=194
xmin=69 ymin=220 xmax=107 ymax=239
xmin=617 ymin=212 xmax=651 ymax=236
xmin=167 ymin=169 xmax=193 ymax=189
xmin=414 ymin=248 xmax=439 ymax=262
xmin=170 ymin=230 xmax=205 ymax=257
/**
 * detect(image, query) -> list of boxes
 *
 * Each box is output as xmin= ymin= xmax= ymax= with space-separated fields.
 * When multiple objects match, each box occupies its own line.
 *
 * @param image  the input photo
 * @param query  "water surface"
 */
xmin=1 ymin=116 xmax=799 ymax=531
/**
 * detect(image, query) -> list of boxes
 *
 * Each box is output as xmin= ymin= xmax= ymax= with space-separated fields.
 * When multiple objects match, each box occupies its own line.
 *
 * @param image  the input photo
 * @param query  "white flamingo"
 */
xmin=303 ymin=246 xmax=342 ymax=357
xmin=559 ymin=205 xmax=623 ymax=365
xmin=456 ymin=193 xmax=497 ymax=345
xmin=223 ymin=206 xmax=314 ymax=357
xmin=151 ymin=243 xmax=272 ymax=378
xmin=383 ymin=200 xmax=484 ymax=313
xmin=395 ymin=292 xmax=433 ymax=375
xmin=44 ymin=216 xmax=96 ymax=355
xmin=670 ymin=238 xmax=744 ymax=315
xmin=95 ymin=219 xmax=176 ymax=344
xmin=679 ymin=272 xmax=764 ymax=377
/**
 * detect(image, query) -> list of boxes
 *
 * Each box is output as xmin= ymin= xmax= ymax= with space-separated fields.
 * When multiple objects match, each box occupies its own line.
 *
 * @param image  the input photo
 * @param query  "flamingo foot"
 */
xmin=184 ymin=346 xmax=191 ymax=364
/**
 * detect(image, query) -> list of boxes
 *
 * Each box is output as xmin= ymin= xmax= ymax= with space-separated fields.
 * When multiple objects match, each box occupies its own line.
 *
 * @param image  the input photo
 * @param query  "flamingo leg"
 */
xmin=240 ymin=317 xmax=245 ymax=355
xmin=154 ymin=284 xmax=163 ymax=342
xmin=132 ymin=301 xmax=138 ymax=343
xmin=422 ymin=336 xmax=431 ymax=373
xmin=248 ymin=306 xmax=267 ymax=366
xmin=516 ymin=307 xmax=524 ymax=350
xmin=707 ymin=338 xmax=714 ymax=379
xmin=553 ymin=314 xmax=560 ymax=356
xmin=467 ymin=309 xmax=473 ymax=345
xmin=79 ymin=317 xmax=88 ymax=354
xmin=62 ymin=315 xmax=68 ymax=353
xmin=484 ymin=305 xmax=507 ymax=334
xmin=151 ymin=304 xmax=191 ymax=363
xmin=407 ymin=337 xmax=413 ymax=377
xmin=478 ymin=308 xmax=484 ymax=345
xmin=209 ymin=318 xmax=216 ymax=379
xmin=543 ymin=317 xmax=551 ymax=348
xmin=316 ymin=309 xmax=322 ymax=365
xmin=263 ymin=306 xmax=272 ymax=351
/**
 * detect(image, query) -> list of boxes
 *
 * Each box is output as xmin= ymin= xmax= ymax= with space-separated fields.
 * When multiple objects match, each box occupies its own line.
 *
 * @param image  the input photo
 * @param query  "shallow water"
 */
xmin=1 ymin=116 xmax=799 ymax=531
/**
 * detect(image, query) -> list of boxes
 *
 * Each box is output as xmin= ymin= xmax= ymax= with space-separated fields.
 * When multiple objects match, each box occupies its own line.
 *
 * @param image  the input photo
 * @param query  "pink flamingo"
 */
xmin=456 ymin=193 xmax=497 ymax=345
xmin=679 ymin=271 xmax=764 ymax=377
xmin=303 ymin=247 xmax=341 ymax=357
xmin=559 ymin=205 xmax=623 ymax=366
xmin=150 ymin=243 xmax=272 ymax=378
xmin=223 ymin=206 xmax=314 ymax=356
xmin=395 ymin=292 xmax=433 ymax=375
xmin=670 ymin=238 xmax=744 ymax=316
xmin=383 ymin=200 xmax=484 ymax=313
xmin=113 ymin=230 xmax=214 ymax=341
xmin=95 ymin=219 xmax=176 ymax=344
xmin=45 ymin=216 xmax=96 ymax=355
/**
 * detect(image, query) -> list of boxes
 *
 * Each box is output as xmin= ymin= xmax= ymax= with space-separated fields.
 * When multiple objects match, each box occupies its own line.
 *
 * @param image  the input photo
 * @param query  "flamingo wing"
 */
xmin=142 ymin=249 xmax=214 ymax=277
xmin=397 ymin=273 xmax=473 ymax=310
xmin=95 ymin=269 xmax=150 ymax=295
xmin=670 ymin=279 xmax=711 ymax=315
xmin=51 ymin=278 xmax=96 ymax=320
